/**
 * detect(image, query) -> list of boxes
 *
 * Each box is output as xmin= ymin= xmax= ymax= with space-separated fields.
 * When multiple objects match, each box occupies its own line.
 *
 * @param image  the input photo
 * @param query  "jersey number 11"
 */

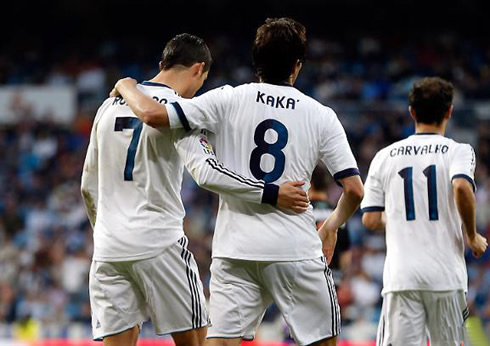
xmin=398 ymin=165 xmax=439 ymax=221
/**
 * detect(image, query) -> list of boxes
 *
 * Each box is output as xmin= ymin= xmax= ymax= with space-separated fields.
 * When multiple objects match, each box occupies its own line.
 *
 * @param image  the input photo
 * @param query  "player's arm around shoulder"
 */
xmin=111 ymin=78 xmax=171 ymax=128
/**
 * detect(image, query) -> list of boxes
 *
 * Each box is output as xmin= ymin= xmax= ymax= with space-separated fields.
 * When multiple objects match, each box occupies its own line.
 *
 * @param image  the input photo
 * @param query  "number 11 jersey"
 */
xmin=361 ymin=133 xmax=476 ymax=294
xmin=167 ymin=82 xmax=359 ymax=261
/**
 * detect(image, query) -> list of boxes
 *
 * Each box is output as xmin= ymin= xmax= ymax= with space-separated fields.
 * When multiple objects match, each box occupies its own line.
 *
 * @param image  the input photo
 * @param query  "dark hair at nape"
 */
xmin=409 ymin=77 xmax=453 ymax=125
xmin=252 ymin=17 xmax=306 ymax=84
xmin=161 ymin=33 xmax=212 ymax=72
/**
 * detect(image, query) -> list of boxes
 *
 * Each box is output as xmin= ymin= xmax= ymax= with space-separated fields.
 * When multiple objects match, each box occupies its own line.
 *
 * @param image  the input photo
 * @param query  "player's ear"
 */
xmin=445 ymin=105 xmax=453 ymax=120
xmin=159 ymin=61 xmax=163 ymax=71
xmin=408 ymin=106 xmax=417 ymax=121
xmin=191 ymin=62 xmax=205 ymax=77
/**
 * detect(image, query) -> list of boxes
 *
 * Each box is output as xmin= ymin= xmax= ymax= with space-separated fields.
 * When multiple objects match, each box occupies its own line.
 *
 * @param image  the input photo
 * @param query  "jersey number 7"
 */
xmin=114 ymin=117 xmax=143 ymax=181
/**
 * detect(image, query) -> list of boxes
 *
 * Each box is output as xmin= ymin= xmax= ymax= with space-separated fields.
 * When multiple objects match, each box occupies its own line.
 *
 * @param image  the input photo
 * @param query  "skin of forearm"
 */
xmin=330 ymin=191 xmax=361 ymax=229
xmin=118 ymin=83 xmax=169 ymax=127
xmin=454 ymin=183 xmax=476 ymax=239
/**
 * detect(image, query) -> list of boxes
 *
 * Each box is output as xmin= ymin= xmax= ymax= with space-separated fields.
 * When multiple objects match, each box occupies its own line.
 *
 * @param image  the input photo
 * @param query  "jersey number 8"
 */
xmin=249 ymin=119 xmax=288 ymax=183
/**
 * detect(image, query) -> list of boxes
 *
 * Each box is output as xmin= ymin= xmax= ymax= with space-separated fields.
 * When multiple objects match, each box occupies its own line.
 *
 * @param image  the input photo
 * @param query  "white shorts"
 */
xmin=89 ymin=236 xmax=208 ymax=340
xmin=207 ymin=257 xmax=340 ymax=345
xmin=377 ymin=290 xmax=469 ymax=346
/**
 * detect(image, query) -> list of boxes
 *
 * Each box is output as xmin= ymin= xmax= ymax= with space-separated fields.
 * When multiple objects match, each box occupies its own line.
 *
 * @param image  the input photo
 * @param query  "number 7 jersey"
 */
xmin=167 ymin=82 xmax=359 ymax=261
xmin=361 ymin=133 xmax=476 ymax=294
xmin=83 ymin=83 xmax=274 ymax=262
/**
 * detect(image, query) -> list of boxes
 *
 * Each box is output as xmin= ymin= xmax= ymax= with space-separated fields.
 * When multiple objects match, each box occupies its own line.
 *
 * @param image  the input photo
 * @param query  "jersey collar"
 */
xmin=141 ymin=81 xmax=173 ymax=89
xmin=413 ymin=132 xmax=440 ymax=135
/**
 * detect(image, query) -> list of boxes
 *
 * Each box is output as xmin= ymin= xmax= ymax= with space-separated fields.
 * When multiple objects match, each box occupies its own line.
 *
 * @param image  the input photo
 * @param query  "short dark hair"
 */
xmin=161 ymin=33 xmax=212 ymax=72
xmin=409 ymin=77 xmax=453 ymax=125
xmin=252 ymin=18 xmax=306 ymax=84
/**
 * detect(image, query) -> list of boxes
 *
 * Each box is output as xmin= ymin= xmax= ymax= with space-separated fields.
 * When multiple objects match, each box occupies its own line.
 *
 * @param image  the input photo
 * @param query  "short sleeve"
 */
xmin=166 ymin=85 xmax=234 ymax=133
xmin=319 ymin=108 xmax=360 ymax=185
xmin=449 ymin=143 xmax=477 ymax=191
xmin=360 ymin=151 xmax=386 ymax=212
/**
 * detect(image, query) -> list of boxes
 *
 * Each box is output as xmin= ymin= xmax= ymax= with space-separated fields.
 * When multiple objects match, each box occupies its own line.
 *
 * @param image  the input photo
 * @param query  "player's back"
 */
xmin=365 ymin=133 xmax=476 ymax=293
xmin=93 ymin=83 xmax=186 ymax=262
xmin=203 ymin=83 xmax=358 ymax=261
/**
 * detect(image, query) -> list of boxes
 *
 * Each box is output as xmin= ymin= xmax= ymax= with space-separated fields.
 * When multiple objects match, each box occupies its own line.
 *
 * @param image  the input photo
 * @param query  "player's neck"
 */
xmin=415 ymin=123 xmax=446 ymax=136
xmin=150 ymin=70 xmax=188 ymax=96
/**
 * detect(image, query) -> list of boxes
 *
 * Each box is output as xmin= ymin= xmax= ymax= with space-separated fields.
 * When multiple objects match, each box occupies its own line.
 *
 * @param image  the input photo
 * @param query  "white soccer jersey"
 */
xmin=81 ymin=82 xmax=275 ymax=262
xmin=361 ymin=133 xmax=476 ymax=294
xmin=166 ymin=82 xmax=359 ymax=261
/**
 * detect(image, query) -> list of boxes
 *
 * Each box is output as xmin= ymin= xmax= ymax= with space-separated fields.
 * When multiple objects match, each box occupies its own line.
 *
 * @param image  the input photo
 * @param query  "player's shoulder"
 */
xmin=445 ymin=137 xmax=475 ymax=156
xmin=94 ymin=97 xmax=114 ymax=123
xmin=296 ymin=90 xmax=339 ymax=119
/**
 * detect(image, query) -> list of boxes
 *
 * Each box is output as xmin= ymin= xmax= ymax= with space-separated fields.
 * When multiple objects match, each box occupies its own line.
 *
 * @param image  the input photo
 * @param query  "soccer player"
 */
xmin=361 ymin=77 xmax=488 ymax=346
xmin=111 ymin=18 xmax=364 ymax=346
xmin=81 ymin=33 xmax=308 ymax=346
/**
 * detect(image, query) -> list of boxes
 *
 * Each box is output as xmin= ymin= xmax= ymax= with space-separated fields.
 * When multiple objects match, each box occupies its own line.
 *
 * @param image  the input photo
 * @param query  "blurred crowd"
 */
xmin=0 ymin=34 xmax=489 ymax=340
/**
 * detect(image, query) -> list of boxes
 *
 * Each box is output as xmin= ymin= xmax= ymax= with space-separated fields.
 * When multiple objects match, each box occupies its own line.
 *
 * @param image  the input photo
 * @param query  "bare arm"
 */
xmin=453 ymin=177 xmax=488 ymax=257
xmin=175 ymin=130 xmax=309 ymax=213
xmin=111 ymin=78 xmax=170 ymax=128
xmin=362 ymin=211 xmax=386 ymax=231
xmin=318 ymin=175 xmax=364 ymax=263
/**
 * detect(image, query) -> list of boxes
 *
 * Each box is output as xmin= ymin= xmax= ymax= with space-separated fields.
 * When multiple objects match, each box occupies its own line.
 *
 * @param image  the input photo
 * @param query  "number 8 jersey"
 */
xmin=167 ymin=83 xmax=359 ymax=261
xmin=361 ymin=133 xmax=476 ymax=294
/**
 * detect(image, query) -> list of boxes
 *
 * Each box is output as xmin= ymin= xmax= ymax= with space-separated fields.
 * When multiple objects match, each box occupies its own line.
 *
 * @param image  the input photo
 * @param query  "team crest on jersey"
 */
xmin=200 ymin=137 xmax=215 ymax=155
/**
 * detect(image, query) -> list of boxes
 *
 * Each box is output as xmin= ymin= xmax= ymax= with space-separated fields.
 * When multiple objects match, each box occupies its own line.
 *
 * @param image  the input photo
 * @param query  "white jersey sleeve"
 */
xmin=360 ymin=151 xmax=386 ymax=212
xmin=166 ymin=85 xmax=234 ymax=132
xmin=449 ymin=144 xmax=476 ymax=191
xmin=319 ymin=108 xmax=360 ymax=183
xmin=174 ymin=129 xmax=279 ymax=205
xmin=80 ymin=100 xmax=110 ymax=228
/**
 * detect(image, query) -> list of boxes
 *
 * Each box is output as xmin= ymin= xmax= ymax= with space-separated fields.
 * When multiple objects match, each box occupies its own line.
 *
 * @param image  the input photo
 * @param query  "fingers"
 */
xmin=289 ymin=181 xmax=306 ymax=187
xmin=291 ymin=205 xmax=308 ymax=213
xmin=109 ymin=88 xmax=120 ymax=98
xmin=295 ymin=194 xmax=309 ymax=203
xmin=295 ymin=201 xmax=309 ymax=208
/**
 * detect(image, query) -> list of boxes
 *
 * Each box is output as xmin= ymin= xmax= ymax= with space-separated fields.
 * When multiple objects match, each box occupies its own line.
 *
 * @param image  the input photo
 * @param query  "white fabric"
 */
xmin=207 ymin=257 xmax=340 ymax=345
xmin=166 ymin=82 xmax=359 ymax=261
xmin=89 ymin=236 xmax=208 ymax=340
xmin=361 ymin=133 xmax=476 ymax=294
xmin=377 ymin=290 xmax=468 ymax=346
xmin=81 ymin=83 xmax=268 ymax=262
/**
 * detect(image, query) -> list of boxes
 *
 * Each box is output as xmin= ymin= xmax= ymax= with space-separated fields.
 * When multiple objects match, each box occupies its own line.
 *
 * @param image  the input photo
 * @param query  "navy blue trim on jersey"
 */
xmin=171 ymin=102 xmax=192 ymax=132
xmin=141 ymin=81 xmax=172 ymax=89
xmin=452 ymin=174 xmax=476 ymax=192
xmin=361 ymin=206 xmax=385 ymax=213
xmin=333 ymin=168 xmax=360 ymax=186
xmin=413 ymin=132 xmax=439 ymax=135
xmin=262 ymin=183 xmax=279 ymax=205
